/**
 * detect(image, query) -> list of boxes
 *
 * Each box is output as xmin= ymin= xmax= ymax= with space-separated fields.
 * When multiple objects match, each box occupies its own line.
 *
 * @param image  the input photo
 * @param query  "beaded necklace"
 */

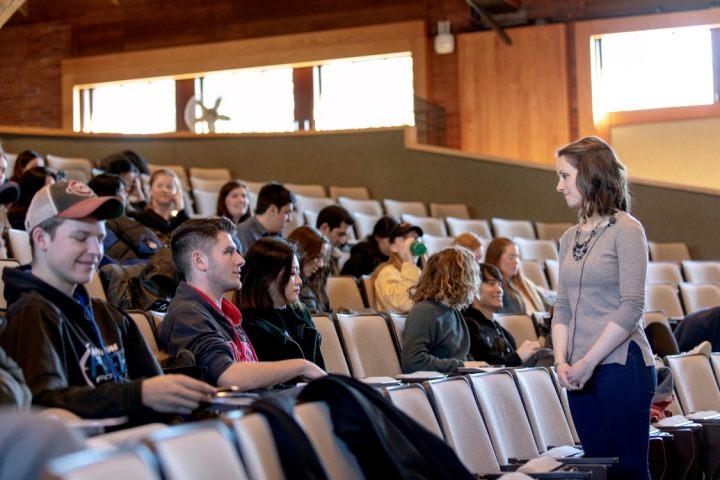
xmin=572 ymin=218 xmax=608 ymax=261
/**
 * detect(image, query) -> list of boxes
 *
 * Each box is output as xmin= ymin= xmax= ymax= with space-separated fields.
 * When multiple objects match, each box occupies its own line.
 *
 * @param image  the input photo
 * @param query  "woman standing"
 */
xmin=236 ymin=237 xmax=325 ymax=372
xmin=135 ymin=169 xmax=189 ymax=236
xmin=287 ymin=226 xmax=330 ymax=314
xmin=217 ymin=180 xmax=251 ymax=227
xmin=553 ymin=136 xmax=655 ymax=479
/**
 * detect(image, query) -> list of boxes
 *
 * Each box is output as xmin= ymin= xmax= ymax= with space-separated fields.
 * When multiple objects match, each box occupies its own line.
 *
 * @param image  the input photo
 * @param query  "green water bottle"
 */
xmin=410 ymin=241 xmax=427 ymax=256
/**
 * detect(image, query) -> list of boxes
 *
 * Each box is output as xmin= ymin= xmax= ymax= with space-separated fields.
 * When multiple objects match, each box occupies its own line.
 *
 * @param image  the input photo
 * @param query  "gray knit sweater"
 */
xmin=554 ymin=211 xmax=654 ymax=367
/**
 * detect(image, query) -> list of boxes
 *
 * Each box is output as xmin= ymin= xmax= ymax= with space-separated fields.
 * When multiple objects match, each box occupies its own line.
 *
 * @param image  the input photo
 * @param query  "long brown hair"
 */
xmin=287 ymin=226 xmax=329 ymax=308
xmin=408 ymin=246 xmax=479 ymax=310
xmin=484 ymin=237 xmax=544 ymax=311
xmin=217 ymin=180 xmax=251 ymax=224
xmin=235 ymin=237 xmax=297 ymax=310
xmin=556 ymin=136 xmax=630 ymax=220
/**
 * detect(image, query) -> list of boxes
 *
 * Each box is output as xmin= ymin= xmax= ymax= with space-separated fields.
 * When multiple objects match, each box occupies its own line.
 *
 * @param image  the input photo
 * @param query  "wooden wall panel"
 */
xmin=458 ymin=24 xmax=571 ymax=165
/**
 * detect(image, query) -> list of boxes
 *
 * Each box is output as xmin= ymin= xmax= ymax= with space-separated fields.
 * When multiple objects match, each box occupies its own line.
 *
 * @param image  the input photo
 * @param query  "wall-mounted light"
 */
xmin=434 ymin=20 xmax=455 ymax=55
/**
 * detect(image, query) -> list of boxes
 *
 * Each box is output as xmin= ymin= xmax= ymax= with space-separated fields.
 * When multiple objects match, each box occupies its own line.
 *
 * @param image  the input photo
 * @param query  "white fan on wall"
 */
xmin=184 ymin=97 xmax=230 ymax=133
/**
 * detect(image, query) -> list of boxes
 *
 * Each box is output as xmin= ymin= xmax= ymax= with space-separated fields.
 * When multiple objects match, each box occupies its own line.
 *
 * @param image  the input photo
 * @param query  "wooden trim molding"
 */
xmin=575 ymin=9 xmax=720 ymax=139
xmin=61 ymin=20 xmax=429 ymax=131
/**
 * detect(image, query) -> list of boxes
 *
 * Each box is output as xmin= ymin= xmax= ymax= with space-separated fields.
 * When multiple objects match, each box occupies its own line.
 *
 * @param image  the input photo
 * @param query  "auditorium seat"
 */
xmin=445 ymin=217 xmax=492 ymax=239
xmin=520 ymin=260 xmax=550 ymax=290
xmin=188 ymin=167 xmax=231 ymax=180
xmin=46 ymin=155 xmax=93 ymax=183
xmin=326 ymin=276 xmax=365 ymax=311
xmin=514 ymin=237 xmax=559 ymax=264
xmin=682 ymin=260 xmax=720 ymax=284
xmin=495 ymin=313 xmax=540 ymax=346
xmin=492 ymin=218 xmax=535 ymax=239
xmin=328 ymin=185 xmax=370 ymax=202
xmin=383 ymin=199 xmax=427 ymax=218
xmin=645 ymin=283 xmax=685 ymax=319
xmin=429 ymin=202 xmax=469 ymax=220
xmin=679 ymin=282 xmax=720 ymax=313
xmin=401 ymin=214 xmax=447 ymax=236
xmin=535 ymin=221 xmax=573 ymax=243
xmin=352 ymin=212 xmax=382 ymax=239
xmin=421 ymin=235 xmax=454 ymax=256
xmin=44 ymin=446 xmax=161 ymax=480
xmin=311 ymin=313 xmax=351 ymax=375
xmin=294 ymin=194 xmax=334 ymax=218
xmin=339 ymin=197 xmax=383 ymax=216
xmin=285 ymin=183 xmax=325 ymax=198
xmin=648 ymin=241 xmax=691 ymax=264
xmin=189 ymin=177 xmax=229 ymax=191
xmin=647 ymin=261 xmax=684 ymax=290
xmin=334 ymin=313 xmax=402 ymax=379
xmin=191 ymin=189 xmax=219 ymax=217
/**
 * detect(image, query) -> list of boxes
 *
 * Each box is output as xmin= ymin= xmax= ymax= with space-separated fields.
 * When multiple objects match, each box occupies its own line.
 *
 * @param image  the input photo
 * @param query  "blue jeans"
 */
xmin=568 ymin=341 xmax=657 ymax=480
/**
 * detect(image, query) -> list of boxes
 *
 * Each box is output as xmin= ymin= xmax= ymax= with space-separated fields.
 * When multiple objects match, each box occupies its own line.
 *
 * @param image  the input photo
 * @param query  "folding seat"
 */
xmin=679 ymin=282 xmax=720 ymax=313
xmin=682 ymin=260 xmax=720 ymax=284
xmin=334 ymin=313 xmax=402 ymax=379
xmin=389 ymin=313 xmax=407 ymax=349
xmin=647 ymin=261 xmax=684 ymax=289
xmin=383 ymin=199 xmax=427 ymax=218
xmin=284 ymin=183 xmax=325 ymax=198
xmin=401 ymin=213 xmax=447 ymax=236
xmin=188 ymin=167 xmax=231 ymax=180
xmin=545 ymin=259 xmax=559 ymax=291
xmin=241 ymin=180 xmax=266 ymax=194
xmin=643 ymin=310 xmax=671 ymax=329
xmin=294 ymin=194 xmax=334 ymax=218
xmin=7 ymin=229 xmax=32 ymax=265
xmin=648 ymin=241 xmax=691 ymax=264
xmin=329 ymin=185 xmax=370 ymax=202
xmin=339 ymin=197 xmax=383 ymax=216
xmin=645 ymin=283 xmax=685 ymax=319
xmin=520 ymin=260 xmax=550 ymax=290
xmin=514 ymin=237 xmax=559 ymax=264
xmin=191 ymin=189 xmax=219 ymax=216
xmin=492 ymin=218 xmax=535 ymax=239
xmin=358 ymin=275 xmax=377 ymax=310
xmin=352 ymin=213 xmax=382 ymax=239
xmin=422 ymin=235 xmax=455 ymax=256
xmin=44 ymin=446 xmax=161 ymax=480
xmin=84 ymin=270 xmax=107 ymax=301
xmin=0 ymin=258 xmax=20 ymax=310
xmin=535 ymin=222 xmax=574 ymax=243
xmin=142 ymin=421 xmax=249 ymax=480
xmin=445 ymin=217 xmax=492 ymax=238
xmin=712 ymin=353 xmax=720 ymax=389
xmin=189 ymin=176 xmax=229 ymax=191
xmin=127 ymin=310 xmax=161 ymax=357
xmin=46 ymin=155 xmax=93 ymax=183
xmin=383 ymin=383 xmax=444 ymax=439
xmin=294 ymin=402 xmax=364 ymax=480
xmin=495 ymin=313 xmax=540 ymax=346
xmin=311 ymin=313 xmax=351 ymax=375
xmin=326 ymin=276 xmax=365 ymax=311
xmin=429 ymin=202 xmax=470 ymax=220
xmin=666 ymin=353 xmax=720 ymax=414
xmin=225 ymin=412 xmax=285 ymax=480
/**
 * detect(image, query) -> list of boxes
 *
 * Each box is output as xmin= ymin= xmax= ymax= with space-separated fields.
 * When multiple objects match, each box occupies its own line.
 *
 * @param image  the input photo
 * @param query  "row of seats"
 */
xmin=646 ymin=282 xmax=720 ymax=319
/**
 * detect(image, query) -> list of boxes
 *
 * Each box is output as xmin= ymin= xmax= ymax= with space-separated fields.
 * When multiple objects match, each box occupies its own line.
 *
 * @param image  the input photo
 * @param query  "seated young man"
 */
xmin=235 ymin=182 xmax=295 ymax=255
xmin=160 ymin=217 xmax=326 ymax=390
xmin=463 ymin=263 xmax=554 ymax=368
xmin=0 ymin=181 xmax=216 ymax=421
xmin=316 ymin=204 xmax=355 ymax=276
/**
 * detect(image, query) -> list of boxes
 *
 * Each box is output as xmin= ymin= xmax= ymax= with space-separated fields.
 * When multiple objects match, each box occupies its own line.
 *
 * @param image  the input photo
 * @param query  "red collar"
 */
xmin=189 ymin=285 xmax=242 ymax=327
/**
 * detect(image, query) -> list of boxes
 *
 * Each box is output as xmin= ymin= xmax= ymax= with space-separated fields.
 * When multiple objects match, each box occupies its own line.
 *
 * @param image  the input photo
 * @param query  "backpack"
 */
xmin=0 ymin=317 xmax=31 ymax=409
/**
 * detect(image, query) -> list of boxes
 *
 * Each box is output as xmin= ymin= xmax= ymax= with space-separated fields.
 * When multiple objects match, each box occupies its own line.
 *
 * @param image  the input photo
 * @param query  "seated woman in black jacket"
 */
xmin=463 ymin=263 xmax=554 ymax=367
xmin=340 ymin=215 xmax=398 ymax=278
xmin=287 ymin=226 xmax=330 ymax=313
xmin=235 ymin=237 xmax=325 ymax=370
xmin=134 ymin=168 xmax=189 ymax=236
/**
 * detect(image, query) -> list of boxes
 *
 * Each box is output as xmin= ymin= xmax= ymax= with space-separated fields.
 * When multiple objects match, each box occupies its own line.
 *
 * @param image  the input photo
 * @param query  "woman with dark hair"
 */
xmin=484 ymin=237 xmax=547 ymax=315
xmin=554 ymin=136 xmax=655 ymax=479
xmin=463 ymin=263 xmax=554 ymax=367
xmin=401 ymin=246 xmax=480 ymax=373
xmin=107 ymin=156 xmax=146 ymax=212
xmin=236 ymin=237 xmax=325 ymax=371
xmin=217 ymin=180 xmax=251 ymax=226
xmin=7 ymin=167 xmax=56 ymax=230
xmin=287 ymin=226 xmax=330 ymax=313
xmin=135 ymin=169 xmax=189 ymax=236
xmin=341 ymin=215 xmax=398 ymax=278
xmin=9 ymin=150 xmax=44 ymax=183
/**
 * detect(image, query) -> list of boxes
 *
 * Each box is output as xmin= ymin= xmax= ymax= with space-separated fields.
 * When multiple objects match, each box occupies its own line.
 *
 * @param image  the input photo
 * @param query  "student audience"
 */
xmin=135 ymin=168 xmax=190 ymax=236
xmin=463 ymin=263 xmax=554 ymax=367
xmin=8 ymin=150 xmax=44 ymax=183
xmin=236 ymin=237 xmax=325 ymax=372
xmin=485 ymin=237 xmax=547 ymax=314
xmin=372 ymin=222 xmax=424 ymax=313
xmin=217 ymin=180 xmax=251 ymax=227
xmin=287 ymin=226 xmax=331 ymax=314
xmin=341 ymin=215 xmax=398 ymax=278
xmin=235 ymin=182 xmax=295 ymax=255
xmin=315 ymin=204 xmax=355 ymax=276
xmin=0 ymin=181 xmax=216 ymax=421
xmin=159 ymin=218 xmax=326 ymax=390
xmin=7 ymin=167 xmax=56 ymax=231
xmin=87 ymin=173 xmax=162 ymax=264
xmin=401 ymin=246 xmax=479 ymax=373
xmin=451 ymin=232 xmax=484 ymax=263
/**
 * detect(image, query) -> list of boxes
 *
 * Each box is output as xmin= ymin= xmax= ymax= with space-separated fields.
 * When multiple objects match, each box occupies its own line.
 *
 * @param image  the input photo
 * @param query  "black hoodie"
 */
xmin=1 ymin=266 xmax=162 ymax=420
